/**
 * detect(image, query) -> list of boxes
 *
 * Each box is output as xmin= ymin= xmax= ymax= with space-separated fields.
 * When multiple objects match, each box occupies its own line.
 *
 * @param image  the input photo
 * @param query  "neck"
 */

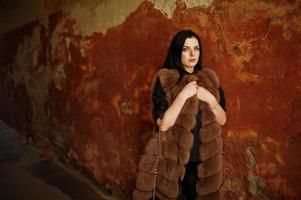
xmin=183 ymin=66 xmax=194 ymax=73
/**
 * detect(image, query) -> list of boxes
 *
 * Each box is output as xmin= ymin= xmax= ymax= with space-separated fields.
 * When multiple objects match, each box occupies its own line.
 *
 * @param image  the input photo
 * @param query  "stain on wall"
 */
xmin=0 ymin=0 xmax=301 ymax=199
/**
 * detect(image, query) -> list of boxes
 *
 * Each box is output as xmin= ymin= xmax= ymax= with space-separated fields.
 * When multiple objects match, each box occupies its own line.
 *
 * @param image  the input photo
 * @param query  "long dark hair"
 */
xmin=163 ymin=29 xmax=202 ymax=81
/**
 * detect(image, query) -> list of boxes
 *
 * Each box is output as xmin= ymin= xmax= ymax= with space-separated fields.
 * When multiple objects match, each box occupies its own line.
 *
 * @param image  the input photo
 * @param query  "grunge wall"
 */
xmin=0 ymin=0 xmax=300 ymax=199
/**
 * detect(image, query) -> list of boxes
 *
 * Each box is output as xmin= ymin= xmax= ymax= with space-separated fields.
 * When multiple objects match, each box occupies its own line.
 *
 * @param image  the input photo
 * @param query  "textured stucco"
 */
xmin=68 ymin=0 xmax=145 ymax=35
xmin=150 ymin=0 xmax=215 ymax=18
xmin=0 ymin=0 xmax=301 ymax=199
xmin=0 ymin=0 xmax=73 ymax=33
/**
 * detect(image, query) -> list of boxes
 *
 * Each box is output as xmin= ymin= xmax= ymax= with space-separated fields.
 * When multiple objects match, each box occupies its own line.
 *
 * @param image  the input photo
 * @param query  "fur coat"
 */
xmin=133 ymin=67 xmax=224 ymax=200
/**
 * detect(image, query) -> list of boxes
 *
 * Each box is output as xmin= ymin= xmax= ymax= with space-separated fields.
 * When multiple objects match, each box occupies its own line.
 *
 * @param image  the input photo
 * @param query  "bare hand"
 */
xmin=179 ymin=81 xmax=198 ymax=100
xmin=197 ymin=86 xmax=217 ymax=104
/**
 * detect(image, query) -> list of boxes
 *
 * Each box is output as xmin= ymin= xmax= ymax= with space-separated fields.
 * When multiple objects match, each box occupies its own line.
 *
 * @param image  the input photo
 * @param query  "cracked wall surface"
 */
xmin=0 ymin=0 xmax=301 ymax=199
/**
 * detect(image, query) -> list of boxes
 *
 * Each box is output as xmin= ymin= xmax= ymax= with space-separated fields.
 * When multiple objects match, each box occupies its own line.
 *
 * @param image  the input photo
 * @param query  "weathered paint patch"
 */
xmin=148 ymin=0 xmax=177 ymax=18
xmin=245 ymin=146 xmax=269 ymax=199
xmin=222 ymin=178 xmax=247 ymax=200
xmin=246 ymin=146 xmax=257 ymax=168
xmin=69 ymin=0 xmax=145 ymax=35
xmin=149 ymin=0 xmax=215 ymax=18
xmin=184 ymin=0 xmax=215 ymax=9
xmin=247 ymin=174 xmax=268 ymax=199
xmin=227 ymin=129 xmax=258 ymax=139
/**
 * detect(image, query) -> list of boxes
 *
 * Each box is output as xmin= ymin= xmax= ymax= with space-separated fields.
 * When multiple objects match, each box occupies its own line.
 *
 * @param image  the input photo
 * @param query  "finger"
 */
xmin=188 ymin=81 xmax=196 ymax=85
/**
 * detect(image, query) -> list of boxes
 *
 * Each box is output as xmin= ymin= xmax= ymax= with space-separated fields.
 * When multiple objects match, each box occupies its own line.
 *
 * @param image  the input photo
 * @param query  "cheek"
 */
xmin=181 ymin=52 xmax=188 ymax=61
xmin=196 ymin=51 xmax=201 ymax=59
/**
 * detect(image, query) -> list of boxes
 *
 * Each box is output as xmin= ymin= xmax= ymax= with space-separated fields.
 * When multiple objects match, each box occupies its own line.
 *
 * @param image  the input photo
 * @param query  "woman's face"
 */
xmin=181 ymin=37 xmax=200 ymax=72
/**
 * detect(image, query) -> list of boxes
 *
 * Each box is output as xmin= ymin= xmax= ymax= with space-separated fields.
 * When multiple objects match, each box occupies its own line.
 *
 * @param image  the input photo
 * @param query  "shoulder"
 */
xmin=155 ymin=68 xmax=179 ymax=81
xmin=151 ymin=68 xmax=179 ymax=91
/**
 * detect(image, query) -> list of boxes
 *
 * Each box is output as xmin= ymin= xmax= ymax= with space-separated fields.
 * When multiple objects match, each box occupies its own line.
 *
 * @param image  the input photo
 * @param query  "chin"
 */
xmin=187 ymin=64 xmax=195 ymax=68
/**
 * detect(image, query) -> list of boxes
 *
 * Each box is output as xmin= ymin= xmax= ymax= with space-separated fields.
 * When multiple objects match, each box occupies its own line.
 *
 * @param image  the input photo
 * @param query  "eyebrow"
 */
xmin=183 ymin=45 xmax=200 ymax=48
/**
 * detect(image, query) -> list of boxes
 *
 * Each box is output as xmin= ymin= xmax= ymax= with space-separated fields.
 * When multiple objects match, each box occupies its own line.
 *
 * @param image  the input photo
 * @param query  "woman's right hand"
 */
xmin=178 ymin=81 xmax=198 ymax=100
xmin=158 ymin=81 xmax=197 ymax=131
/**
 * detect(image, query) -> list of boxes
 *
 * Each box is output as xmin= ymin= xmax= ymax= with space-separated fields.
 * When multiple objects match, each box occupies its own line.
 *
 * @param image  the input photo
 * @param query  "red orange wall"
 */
xmin=0 ymin=0 xmax=300 ymax=199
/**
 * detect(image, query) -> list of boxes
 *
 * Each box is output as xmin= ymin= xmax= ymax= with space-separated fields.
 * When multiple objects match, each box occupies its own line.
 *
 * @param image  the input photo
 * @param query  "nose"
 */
xmin=190 ymin=49 xmax=195 ymax=56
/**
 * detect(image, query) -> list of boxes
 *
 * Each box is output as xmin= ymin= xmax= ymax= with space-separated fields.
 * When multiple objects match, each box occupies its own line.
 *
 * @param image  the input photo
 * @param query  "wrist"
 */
xmin=209 ymin=100 xmax=218 ymax=109
xmin=177 ymin=93 xmax=187 ymax=101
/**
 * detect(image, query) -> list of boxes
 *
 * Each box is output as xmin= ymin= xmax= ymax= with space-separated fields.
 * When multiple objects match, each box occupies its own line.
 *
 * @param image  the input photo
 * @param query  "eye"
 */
xmin=194 ymin=46 xmax=200 ymax=51
xmin=182 ymin=47 xmax=190 ymax=52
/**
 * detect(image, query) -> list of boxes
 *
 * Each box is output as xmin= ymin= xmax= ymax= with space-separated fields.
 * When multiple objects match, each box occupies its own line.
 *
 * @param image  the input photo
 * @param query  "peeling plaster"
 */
xmin=246 ymin=146 xmax=269 ymax=199
xmin=0 ymin=0 xmax=216 ymax=34
xmin=53 ymin=63 xmax=66 ymax=90
xmin=121 ymin=101 xmax=134 ymax=114
xmin=217 ymin=0 xmax=300 ymax=86
xmin=247 ymin=174 xmax=268 ymax=199
xmin=12 ymin=27 xmax=40 ymax=86
xmin=8 ymin=25 xmax=53 ymax=141
xmin=149 ymin=0 xmax=177 ymax=18
xmin=227 ymin=0 xmax=299 ymax=20
xmin=69 ymin=0 xmax=145 ymax=35
xmin=227 ymin=129 xmax=258 ymax=139
xmin=40 ymin=15 xmax=50 ymax=31
xmin=184 ymin=0 xmax=215 ymax=9
xmin=226 ymin=0 xmax=301 ymax=39
xmin=246 ymin=146 xmax=257 ymax=168
xmin=229 ymin=40 xmax=265 ymax=84
xmin=149 ymin=0 xmax=215 ymax=18
xmin=223 ymin=178 xmax=246 ymax=198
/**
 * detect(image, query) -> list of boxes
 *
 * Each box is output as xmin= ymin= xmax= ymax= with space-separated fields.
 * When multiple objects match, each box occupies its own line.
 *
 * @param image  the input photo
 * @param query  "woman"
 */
xmin=133 ymin=30 xmax=227 ymax=200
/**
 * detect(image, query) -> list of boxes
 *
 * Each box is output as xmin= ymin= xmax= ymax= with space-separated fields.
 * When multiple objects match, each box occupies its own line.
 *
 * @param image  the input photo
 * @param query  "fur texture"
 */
xmin=133 ymin=68 xmax=224 ymax=199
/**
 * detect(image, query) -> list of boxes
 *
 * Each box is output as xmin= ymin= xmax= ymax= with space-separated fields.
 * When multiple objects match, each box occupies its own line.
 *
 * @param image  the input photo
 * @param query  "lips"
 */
xmin=189 ymin=59 xmax=196 ymax=62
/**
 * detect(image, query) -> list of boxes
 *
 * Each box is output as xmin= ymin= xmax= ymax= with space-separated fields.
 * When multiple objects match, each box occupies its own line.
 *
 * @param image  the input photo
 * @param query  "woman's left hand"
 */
xmin=196 ymin=86 xmax=218 ymax=105
xmin=197 ymin=86 xmax=226 ymax=125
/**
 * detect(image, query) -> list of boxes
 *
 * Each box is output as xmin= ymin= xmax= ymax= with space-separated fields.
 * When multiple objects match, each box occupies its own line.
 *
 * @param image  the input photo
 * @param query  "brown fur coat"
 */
xmin=133 ymin=67 xmax=224 ymax=200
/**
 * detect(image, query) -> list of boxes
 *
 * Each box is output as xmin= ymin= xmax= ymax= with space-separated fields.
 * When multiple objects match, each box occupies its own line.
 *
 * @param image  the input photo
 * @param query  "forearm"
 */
xmin=208 ymin=100 xmax=227 ymax=126
xmin=157 ymin=94 xmax=188 ymax=131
